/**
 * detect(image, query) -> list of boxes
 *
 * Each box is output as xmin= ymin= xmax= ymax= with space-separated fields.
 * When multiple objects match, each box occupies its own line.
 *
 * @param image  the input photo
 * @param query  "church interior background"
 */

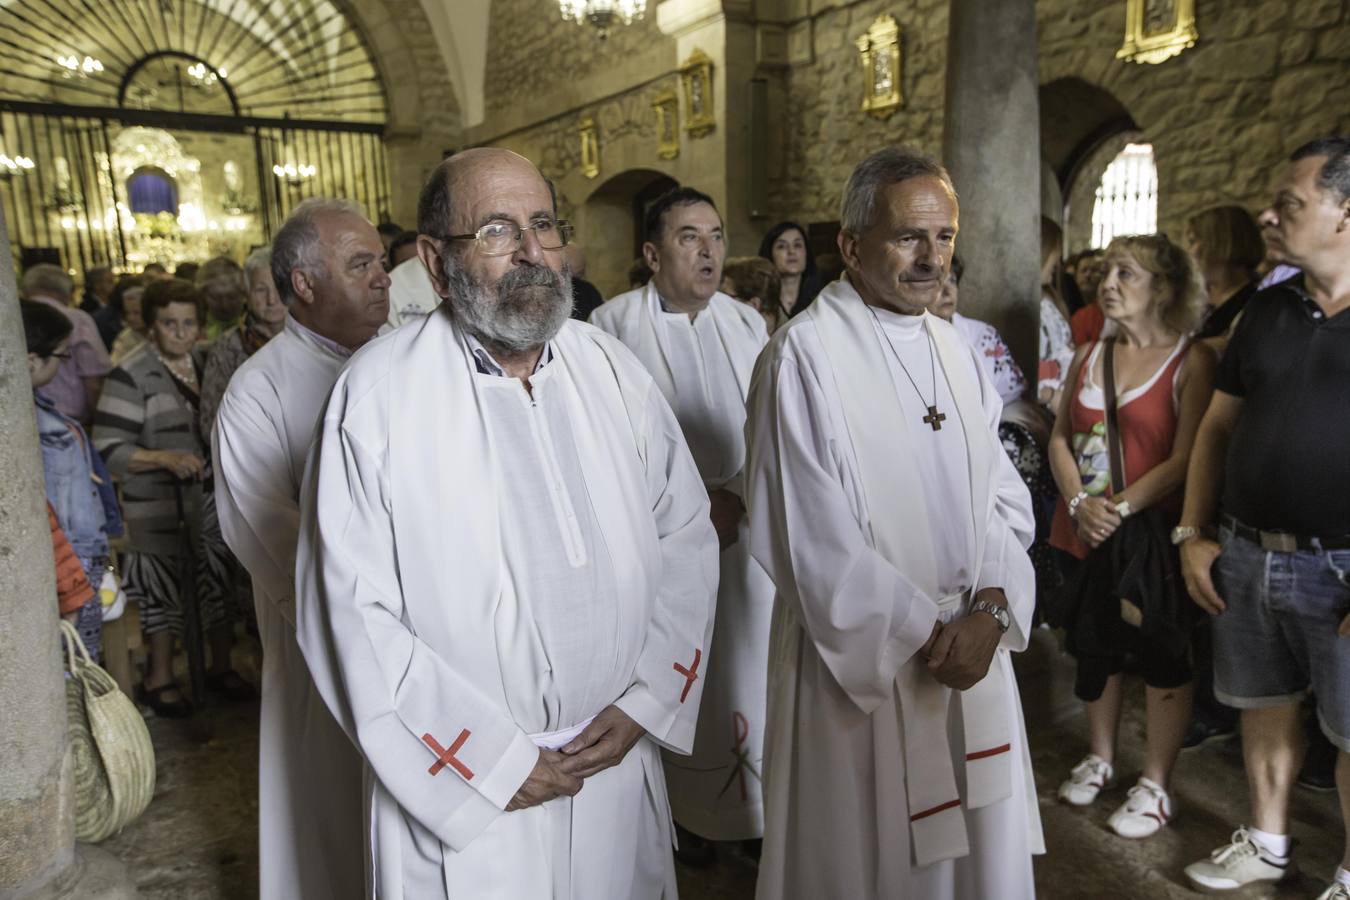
xmin=3 ymin=0 xmax=1350 ymax=897
xmin=6 ymin=0 xmax=1347 ymax=298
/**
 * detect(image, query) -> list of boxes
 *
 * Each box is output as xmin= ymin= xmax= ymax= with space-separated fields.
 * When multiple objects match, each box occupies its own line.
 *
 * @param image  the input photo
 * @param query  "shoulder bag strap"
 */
xmin=1101 ymin=338 xmax=1127 ymax=494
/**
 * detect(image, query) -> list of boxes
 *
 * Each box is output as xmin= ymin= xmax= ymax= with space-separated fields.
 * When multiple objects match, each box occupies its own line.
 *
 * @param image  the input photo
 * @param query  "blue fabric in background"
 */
xmin=128 ymin=172 xmax=178 ymax=214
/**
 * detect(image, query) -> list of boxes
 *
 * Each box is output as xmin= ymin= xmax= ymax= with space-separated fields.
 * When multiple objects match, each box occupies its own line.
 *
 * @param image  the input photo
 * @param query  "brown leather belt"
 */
xmin=1222 ymin=514 xmax=1350 ymax=552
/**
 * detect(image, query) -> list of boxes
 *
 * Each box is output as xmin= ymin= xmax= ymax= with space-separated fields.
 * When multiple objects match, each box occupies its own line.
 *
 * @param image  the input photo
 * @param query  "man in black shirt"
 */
xmin=1177 ymin=137 xmax=1350 ymax=898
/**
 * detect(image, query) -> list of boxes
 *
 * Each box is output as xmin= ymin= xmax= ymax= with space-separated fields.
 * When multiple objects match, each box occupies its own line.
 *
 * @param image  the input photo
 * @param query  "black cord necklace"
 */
xmin=869 ymin=308 xmax=946 ymax=431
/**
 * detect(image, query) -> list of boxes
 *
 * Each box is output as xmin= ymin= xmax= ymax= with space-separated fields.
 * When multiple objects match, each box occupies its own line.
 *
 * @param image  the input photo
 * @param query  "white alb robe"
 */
xmin=745 ymin=278 xmax=1044 ymax=900
xmin=591 ymin=286 xmax=776 ymax=840
xmin=387 ymin=256 xmax=442 ymax=329
xmin=212 ymin=315 xmax=365 ymax=900
xmin=295 ymin=308 xmax=719 ymax=899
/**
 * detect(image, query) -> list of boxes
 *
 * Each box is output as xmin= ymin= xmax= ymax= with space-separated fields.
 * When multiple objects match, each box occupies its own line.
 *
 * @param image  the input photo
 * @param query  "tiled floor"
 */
xmin=98 ymin=632 xmax=1342 ymax=899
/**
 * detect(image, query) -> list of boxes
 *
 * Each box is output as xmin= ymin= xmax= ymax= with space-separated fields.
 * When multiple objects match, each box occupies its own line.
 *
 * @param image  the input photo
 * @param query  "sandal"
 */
xmin=140 ymin=683 xmax=193 ymax=719
xmin=206 ymin=670 xmax=257 ymax=702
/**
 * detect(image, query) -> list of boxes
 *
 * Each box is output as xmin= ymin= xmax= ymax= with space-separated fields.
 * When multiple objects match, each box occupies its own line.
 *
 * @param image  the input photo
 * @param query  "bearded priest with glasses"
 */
xmin=294 ymin=147 xmax=719 ymax=899
xmin=744 ymin=147 xmax=1044 ymax=900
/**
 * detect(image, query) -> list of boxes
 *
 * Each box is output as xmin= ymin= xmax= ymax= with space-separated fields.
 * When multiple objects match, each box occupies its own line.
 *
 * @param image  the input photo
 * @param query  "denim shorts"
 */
xmin=1211 ymin=525 xmax=1350 ymax=751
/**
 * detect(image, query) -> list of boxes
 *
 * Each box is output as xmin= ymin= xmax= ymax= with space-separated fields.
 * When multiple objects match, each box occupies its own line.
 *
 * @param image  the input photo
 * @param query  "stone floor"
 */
xmin=98 ymin=630 xmax=1343 ymax=899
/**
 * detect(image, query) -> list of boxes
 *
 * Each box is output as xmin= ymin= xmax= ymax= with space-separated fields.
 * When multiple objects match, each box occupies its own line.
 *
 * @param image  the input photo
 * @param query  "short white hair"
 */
xmin=21 ymin=263 xmax=74 ymax=300
xmin=243 ymin=247 xmax=271 ymax=288
xmin=270 ymin=198 xmax=366 ymax=303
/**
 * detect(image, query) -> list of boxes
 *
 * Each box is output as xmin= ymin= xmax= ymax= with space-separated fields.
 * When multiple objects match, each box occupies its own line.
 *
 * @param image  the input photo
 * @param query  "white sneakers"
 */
xmin=1106 ymin=778 xmax=1172 ymax=839
xmin=1058 ymin=754 xmax=1115 ymax=806
xmin=1184 ymin=827 xmax=1290 ymax=891
xmin=1059 ymin=759 xmax=1174 ymax=839
xmin=1316 ymin=884 xmax=1350 ymax=900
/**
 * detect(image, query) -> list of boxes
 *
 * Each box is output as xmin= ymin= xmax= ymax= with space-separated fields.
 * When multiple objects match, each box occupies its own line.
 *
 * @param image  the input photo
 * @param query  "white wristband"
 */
xmin=1067 ymin=491 xmax=1088 ymax=518
xmin=1114 ymin=500 xmax=1132 ymax=519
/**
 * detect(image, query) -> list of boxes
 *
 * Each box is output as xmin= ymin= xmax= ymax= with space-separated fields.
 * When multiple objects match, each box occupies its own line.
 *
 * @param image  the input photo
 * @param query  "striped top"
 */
xmin=92 ymin=345 xmax=205 ymax=557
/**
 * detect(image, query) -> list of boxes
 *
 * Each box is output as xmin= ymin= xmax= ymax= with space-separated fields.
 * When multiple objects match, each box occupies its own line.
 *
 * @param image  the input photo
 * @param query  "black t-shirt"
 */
xmin=1194 ymin=281 xmax=1257 ymax=340
xmin=1216 ymin=275 xmax=1350 ymax=534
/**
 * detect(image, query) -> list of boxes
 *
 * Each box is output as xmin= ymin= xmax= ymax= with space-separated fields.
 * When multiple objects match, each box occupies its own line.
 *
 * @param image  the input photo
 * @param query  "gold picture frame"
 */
xmin=653 ymin=91 xmax=679 ymax=160
xmin=578 ymin=116 xmax=600 ymax=179
xmin=680 ymin=49 xmax=715 ymax=138
xmin=856 ymin=14 xmax=902 ymax=119
xmin=1116 ymin=0 xmax=1197 ymax=65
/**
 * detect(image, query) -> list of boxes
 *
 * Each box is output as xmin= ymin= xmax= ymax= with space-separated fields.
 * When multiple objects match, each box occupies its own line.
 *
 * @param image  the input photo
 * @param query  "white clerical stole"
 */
xmin=810 ymin=278 xmax=1013 ymax=866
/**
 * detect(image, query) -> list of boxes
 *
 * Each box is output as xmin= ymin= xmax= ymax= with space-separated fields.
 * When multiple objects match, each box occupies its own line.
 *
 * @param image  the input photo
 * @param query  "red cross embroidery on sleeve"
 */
xmin=422 ymin=729 xmax=474 ymax=780
xmin=674 ymin=648 xmax=702 ymax=703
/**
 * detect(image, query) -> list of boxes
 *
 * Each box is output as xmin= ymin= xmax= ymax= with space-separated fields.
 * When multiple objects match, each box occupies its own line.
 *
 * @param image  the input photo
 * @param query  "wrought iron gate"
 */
xmin=1 ymin=99 xmax=390 ymax=273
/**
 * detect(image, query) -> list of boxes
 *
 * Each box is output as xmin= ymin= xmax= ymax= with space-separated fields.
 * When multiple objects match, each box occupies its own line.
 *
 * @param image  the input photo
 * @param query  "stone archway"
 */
xmin=338 ymin=0 xmax=464 ymax=225
xmin=579 ymin=167 xmax=678 ymax=298
xmin=1039 ymin=77 xmax=1141 ymax=252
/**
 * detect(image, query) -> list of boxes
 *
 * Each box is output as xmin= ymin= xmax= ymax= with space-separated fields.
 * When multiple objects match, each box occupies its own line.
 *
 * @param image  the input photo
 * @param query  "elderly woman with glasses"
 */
xmin=93 ymin=278 xmax=249 ymax=717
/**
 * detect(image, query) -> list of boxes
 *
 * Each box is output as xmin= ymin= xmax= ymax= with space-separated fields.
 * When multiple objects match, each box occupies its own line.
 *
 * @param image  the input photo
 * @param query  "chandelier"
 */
xmin=272 ymin=137 xmax=317 ymax=186
xmin=56 ymin=54 xmax=103 ymax=78
xmin=0 ymin=138 xmax=34 ymax=179
xmin=186 ymin=61 xmax=224 ymax=87
xmin=272 ymin=160 xmax=317 ymax=185
xmin=559 ymin=0 xmax=646 ymax=38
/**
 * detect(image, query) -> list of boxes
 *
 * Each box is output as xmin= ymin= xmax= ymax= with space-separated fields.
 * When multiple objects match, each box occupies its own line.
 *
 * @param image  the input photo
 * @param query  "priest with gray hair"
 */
xmin=744 ymin=146 xmax=1044 ymax=899
xmin=213 ymin=196 xmax=390 ymax=899
xmin=294 ymin=147 xmax=718 ymax=898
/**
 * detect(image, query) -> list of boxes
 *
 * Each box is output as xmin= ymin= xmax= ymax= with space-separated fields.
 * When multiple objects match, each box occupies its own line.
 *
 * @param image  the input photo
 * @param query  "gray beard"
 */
xmin=444 ymin=260 xmax=573 ymax=353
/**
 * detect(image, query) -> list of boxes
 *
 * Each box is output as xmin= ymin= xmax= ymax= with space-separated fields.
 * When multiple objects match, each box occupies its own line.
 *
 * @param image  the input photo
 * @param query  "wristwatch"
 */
xmin=1170 ymin=525 xmax=1202 ymax=546
xmin=969 ymin=598 xmax=1011 ymax=633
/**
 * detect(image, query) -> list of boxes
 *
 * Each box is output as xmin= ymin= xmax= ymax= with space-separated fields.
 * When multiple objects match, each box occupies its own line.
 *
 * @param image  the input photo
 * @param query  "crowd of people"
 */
xmin=15 ymin=133 xmax=1350 ymax=900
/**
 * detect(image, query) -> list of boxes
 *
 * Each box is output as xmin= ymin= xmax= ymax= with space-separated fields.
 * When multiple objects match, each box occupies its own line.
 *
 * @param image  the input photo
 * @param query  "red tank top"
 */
xmin=1050 ymin=337 xmax=1188 ymax=559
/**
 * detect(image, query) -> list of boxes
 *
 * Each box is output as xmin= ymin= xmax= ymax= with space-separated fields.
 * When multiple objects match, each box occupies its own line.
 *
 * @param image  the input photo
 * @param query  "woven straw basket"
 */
xmin=61 ymin=620 xmax=156 ymax=842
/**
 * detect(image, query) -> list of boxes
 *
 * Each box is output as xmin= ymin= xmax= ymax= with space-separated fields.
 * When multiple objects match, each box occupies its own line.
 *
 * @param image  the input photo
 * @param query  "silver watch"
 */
xmin=969 ymin=598 xmax=1011 ymax=633
xmin=1170 ymin=525 xmax=1201 ymax=546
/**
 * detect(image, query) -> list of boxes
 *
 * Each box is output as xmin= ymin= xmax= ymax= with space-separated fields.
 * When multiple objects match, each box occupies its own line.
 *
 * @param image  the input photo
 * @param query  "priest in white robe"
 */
xmin=591 ymin=186 xmax=776 ymax=843
xmin=295 ymin=148 xmax=719 ymax=900
xmin=745 ymin=147 xmax=1044 ymax=900
xmin=386 ymin=254 xmax=441 ymax=328
xmin=213 ymin=198 xmax=391 ymax=900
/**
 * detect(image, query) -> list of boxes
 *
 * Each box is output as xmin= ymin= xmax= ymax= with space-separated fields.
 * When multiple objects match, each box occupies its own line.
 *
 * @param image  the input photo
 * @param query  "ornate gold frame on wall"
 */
xmin=856 ymin=14 xmax=902 ymax=119
xmin=680 ymin=49 xmax=715 ymax=138
xmin=578 ymin=116 xmax=600 ymax=179
xmin=653 ymin=91 xmax=679 ymax=159
xmin=1116 ymin=0 xmax=1198 ymax=65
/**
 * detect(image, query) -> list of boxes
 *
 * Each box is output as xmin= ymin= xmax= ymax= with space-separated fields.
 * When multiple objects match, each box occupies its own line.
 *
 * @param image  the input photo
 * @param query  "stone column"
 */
xmin=0 ymin=207 xmax=133 ymax=900
xmin=941 ymin=0 xmax=1042 ymax=387
xmin=0 ymin=189 xmax=70 ymax=897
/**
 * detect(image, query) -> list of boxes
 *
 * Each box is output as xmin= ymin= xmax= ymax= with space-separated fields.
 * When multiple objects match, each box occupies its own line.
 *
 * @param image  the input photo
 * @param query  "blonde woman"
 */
xmin=1048 ymin=233 xmax=1215 ymax=839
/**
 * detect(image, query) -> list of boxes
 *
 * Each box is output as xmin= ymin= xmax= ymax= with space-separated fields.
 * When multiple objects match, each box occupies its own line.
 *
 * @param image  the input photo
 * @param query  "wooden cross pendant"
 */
xmin=923 ymin=405 xmax=947 ymax=431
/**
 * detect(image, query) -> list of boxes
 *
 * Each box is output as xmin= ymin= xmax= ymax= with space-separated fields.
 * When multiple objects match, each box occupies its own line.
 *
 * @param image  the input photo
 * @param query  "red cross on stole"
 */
xmin=421 ymin=729 xmax=474 ymax=780
xmin=674 ymin=648 xmax=702 ymax=703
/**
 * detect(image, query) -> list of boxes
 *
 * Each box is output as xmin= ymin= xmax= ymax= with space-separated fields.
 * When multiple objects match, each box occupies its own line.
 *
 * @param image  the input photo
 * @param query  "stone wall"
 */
xmin=770 ymin=0 xmax=951 ymax=231
xmin=469 ymin=0 xmax=1350 ymax=268
xmin=481 ymin=0 xmax=670 ymax=116
xmin=467 ymin=0 xmax=737 ymax=296
xmin=767 ymin=0 xmax=1350 ymax=249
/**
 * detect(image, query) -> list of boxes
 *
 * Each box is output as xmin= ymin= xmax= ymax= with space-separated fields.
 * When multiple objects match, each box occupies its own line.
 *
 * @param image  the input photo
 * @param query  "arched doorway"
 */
xmin=581 ymin=167 xmax=677 ymax=299
xmin=1039 ymin=77 xmax=1146 ymax=253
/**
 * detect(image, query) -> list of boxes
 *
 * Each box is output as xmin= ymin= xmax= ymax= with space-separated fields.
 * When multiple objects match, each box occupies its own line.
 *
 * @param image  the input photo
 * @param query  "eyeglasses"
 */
xmin=441 ymin=219 xmax=573 ymax=257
